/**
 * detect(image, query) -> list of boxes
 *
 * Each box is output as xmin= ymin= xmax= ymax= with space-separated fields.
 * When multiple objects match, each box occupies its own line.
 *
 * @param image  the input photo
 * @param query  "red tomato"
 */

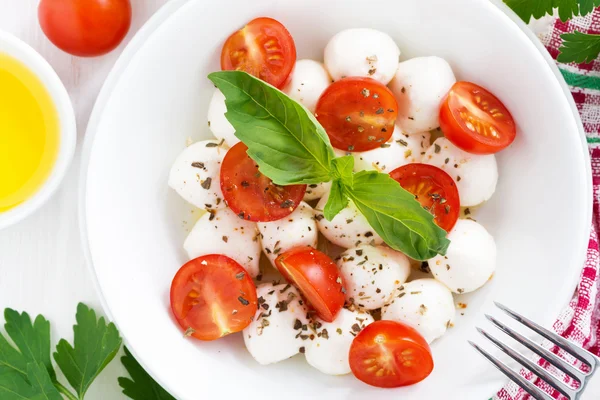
xmin=220 ymin=142 xmax=306 ymax=222
xmin=315 ymin=77 xmax=397 ymax=152
xmin=275 ymin=246 xmax=345 ymax=322
xmin=170 ymin=255 xmax=257 ymax=341
xmin=38 ymin=0 xmax=131 ymax=57
xmin=349 ymin=320 xmax=434 ymax=388
xmin=221 ymin=17 xmax=296 ymax=88
xmin=389 ymin=163 xmax=459 ymax=232
xmin=440 ymin=81 xmax=516 ymax=155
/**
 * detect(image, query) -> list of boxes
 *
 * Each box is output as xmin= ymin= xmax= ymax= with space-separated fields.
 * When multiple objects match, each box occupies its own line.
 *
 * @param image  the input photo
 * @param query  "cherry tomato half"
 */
xmin=349 ymin=320 xmax=434 ymax=388
xmin=170 ymin=255 xmax=258 ymax=341
xmin=221 ymin=17 xmax=296 ymax=88
xmin=315 ymin=77 xmax=397 ymax=152
xmin=220 ymin=142 xmax=306 ymax=222
xmin=275 ymin=246 xmax=345 ymax=322
xmin=440 ymin=81 xmax=516 ymax=155
xmin=38 ymin=0 xmax=132 ymax=57
xmin=389 ymin=163 xmax=459 ymax=232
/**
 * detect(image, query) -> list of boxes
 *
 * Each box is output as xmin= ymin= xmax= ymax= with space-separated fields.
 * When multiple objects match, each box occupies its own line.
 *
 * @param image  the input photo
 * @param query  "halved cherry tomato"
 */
xmin=170 ymin=255 xmax=257 ymax=341
xmin=221 ymin=17 xmax=296 ymax=88
xmin=389 ymin=163 xmax=459 ymax=232
xmin=315 ymin=77 xmax=397 ymax=152
xmin=440 ymin=81 xmax=516 ymax=155
xmin=349 ymin=320 xmax=434 ymax=388
xmin=275 ymin=246 xmax=345 ymax=322
xmin=220 ymin=142 xmax=306 ymax=222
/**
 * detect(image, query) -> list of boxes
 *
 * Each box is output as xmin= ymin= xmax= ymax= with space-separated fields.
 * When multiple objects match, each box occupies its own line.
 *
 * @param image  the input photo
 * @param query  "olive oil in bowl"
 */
xmin=0 ymin=52 xmax=59 ymax=212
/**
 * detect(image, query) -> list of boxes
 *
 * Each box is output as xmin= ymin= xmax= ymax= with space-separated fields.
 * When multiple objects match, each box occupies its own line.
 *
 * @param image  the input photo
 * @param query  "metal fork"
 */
xmin=469 ymin=302 xmax=600 ymax=400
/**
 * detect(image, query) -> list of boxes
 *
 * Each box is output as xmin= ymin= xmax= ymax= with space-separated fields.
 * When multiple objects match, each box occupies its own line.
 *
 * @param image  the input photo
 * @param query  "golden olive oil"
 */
xmin=0 ymin=53 xmax=59 ymax=212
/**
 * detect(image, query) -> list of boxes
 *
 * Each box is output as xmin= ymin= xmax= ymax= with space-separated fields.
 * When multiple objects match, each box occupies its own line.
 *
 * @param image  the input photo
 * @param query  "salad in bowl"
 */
xmin=167 ymin=16 xmax=513 ymax=388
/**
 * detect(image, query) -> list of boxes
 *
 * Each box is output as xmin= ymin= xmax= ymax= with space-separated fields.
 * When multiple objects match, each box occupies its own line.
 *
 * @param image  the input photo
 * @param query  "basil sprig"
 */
xmin=208 ymin=71 xmax=449 ymax=260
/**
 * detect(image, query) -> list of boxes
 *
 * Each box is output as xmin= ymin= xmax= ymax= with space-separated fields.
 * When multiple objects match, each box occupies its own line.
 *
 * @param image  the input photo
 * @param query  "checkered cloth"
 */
xmin=494 ymin=9 xmax=600 ymax=400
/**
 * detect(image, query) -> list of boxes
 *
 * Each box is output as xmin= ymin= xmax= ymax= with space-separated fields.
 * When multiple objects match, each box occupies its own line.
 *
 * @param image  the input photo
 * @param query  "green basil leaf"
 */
xmin=324 ymin=180 xmax=348 ymax=221
xmin=331 ymin=156 xmax=354 ymax=188
xmin=345 ymin=171 xmax=450 ymax=260
xmin=208 ymin=71 xmax=335 ymax=185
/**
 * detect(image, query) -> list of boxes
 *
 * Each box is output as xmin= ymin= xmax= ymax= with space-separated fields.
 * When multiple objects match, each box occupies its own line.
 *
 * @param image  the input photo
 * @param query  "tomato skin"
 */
xmin=170 ymin=255 xmax=258 ymax=341
xmin=349 ymin=320 xmax=434 ymax=388
xmin=316 ymin=77 xmax=397 ymax=152
xmin=389 ymin=163 xmax=460 ymax=232
xmin=220 ymin=142 xmax=306 ymax=222
xmin=440 ymin=81 xmax=516 ymax=155
xmin=275 ymin=246 xmax=345 ymax=322
xmin=38 ymin=0 xmax=131 ymax=57
xmin=221 ymin=17 xmax=296 ymax=88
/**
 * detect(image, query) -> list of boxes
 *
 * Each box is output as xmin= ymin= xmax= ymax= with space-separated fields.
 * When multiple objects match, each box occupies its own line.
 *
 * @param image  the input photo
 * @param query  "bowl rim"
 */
xmin=0 ymin=30 xmax=77 ymax=230
xmin=78 ymin=0 xmax=593 ymax=398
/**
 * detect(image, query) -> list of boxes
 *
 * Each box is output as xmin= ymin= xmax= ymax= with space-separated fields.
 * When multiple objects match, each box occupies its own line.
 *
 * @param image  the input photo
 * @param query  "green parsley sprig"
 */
xmin=503 ymin=0 xmax=600 ymax=63
xmin=208 ymin=71 xmax=450 ymax=261
xmin=0 ymin=303 xmax=174 ymax=400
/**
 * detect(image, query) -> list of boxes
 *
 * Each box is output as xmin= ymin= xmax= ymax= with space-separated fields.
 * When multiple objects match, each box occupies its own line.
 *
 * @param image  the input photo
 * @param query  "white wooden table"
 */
xmin=1 ymin=1 xmax=599 ymax=399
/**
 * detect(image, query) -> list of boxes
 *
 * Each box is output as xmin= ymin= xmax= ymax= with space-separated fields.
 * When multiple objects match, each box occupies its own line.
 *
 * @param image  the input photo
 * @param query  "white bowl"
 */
xmin=80 ymin=0 xmax=591 ymax=399
xmin=0 ymin=31 xmax=76 ymax=230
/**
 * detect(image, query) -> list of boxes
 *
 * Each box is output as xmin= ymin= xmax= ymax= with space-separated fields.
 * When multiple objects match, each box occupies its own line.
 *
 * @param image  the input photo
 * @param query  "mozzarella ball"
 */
xmin=184 ymin=207 xmax=260 ymax=277
xmin=389 ymin=57 xmax=456 ymax=134
xmin=337 ymin=245 xmax=410 ymax=310
xmin=324 ymin=28 xmax=400 ymax=85
xmin=207 ymin=88 xmax=239 ymax=148
xmin=428 ymin=219 xmax=496 ymax=294
xmin=352 ymin=128 xmax=431 ymax=172
xmin=168 ymin=140 xmax=226 ymax=210
xmin=282 ymin=60 xmax=332 ymax=113
xmin=382 ymin=279 xmax=455 ymax=343
xmin=315 ymin=192 xmax=383 ymax=249
xmin=243 ymin=283 xmax=310 ymax=365
xmin=304 ymin=181 xmax=332 ymax=201
xmin=423 ymin=137 xmax=498 ymax=207
xmin=258 ymin=202 xmax=318 ymax=266
xmin=304 ymin=308 xmax=374 ymax=375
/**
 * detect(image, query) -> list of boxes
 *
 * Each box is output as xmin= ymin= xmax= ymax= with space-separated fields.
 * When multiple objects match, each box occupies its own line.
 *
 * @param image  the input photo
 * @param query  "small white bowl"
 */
xmin=0 ymin=30 xmax=76 ymax=230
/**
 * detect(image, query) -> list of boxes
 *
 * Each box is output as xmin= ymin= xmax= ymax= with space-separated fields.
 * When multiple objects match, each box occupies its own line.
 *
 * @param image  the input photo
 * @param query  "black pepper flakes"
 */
xmin=299 ymin=346 xmax=305 ymax=354
xmin=238 ymin=296 xmax=250 ymax=306
xmin=280 ymin=199 xmax=294 ymax=208
xmin=201 ymin=177 xmax=212 ymax=190
xmin=191 ymin=162 xmax=205 ymax=169
xmin=235 ymin=272 xmax=245 ymax=280
xmin=434 ymin=143 xmax=441 ymax=154
xmin=205 ymin=142 xmax=218 ymax=147
xmin=294 ymin=319 xmax=302 ymax=330
xmin=351 ymin=323 xmax=361 ymax=332
xmin=222 ymin=236 xmax=229 ymax=243
xmin=375 ymin=108 xmax=384 ymax=115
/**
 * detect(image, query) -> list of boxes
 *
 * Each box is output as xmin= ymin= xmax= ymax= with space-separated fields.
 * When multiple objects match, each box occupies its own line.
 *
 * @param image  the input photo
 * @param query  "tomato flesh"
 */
xmin=220 ymin=143 xmax=306 ymax=222
xmin=316 ymin=77 xmax=397 ymax=152
xmin=440 ymin=81 xmax=516 ymax=155
xmin=38 ymin=0 xmax=131 ymax=57
xmin=389 ymin=163 xmax=460 ymax=232
xmin=275 ymin=246 xmax=345 ymax=322
xmin=221 ymin=17 xmax=296 ymax=88
xmin=170 ymin=255 xmax=258 ymax=341
xmin=350 ymin=320 xmax=434 ymax=388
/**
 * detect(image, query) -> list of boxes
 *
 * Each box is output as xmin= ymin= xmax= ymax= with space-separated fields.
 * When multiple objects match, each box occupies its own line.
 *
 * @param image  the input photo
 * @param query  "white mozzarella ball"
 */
xmin=168 ymin=140 xmax=226 ymax=210
xmin=382 ymin=279 xmax=455 ymax=343
xmin=389 ymin=57 xmax=456 ymax=134
xmin=184 ymin=207 xmax=260 ymax=277
xmin=428 ymin=219 xmax=496 ymax=294
xmin=315 ymin=192 xmax=383 ymax=249
xmin=243 ymin=283 xmax=310 ymax=365
xmin=352 ymin=128 xmax=431 ymax=172
xmin=423 ymin=137 xmax=498 ymax=207
xmin=304 ymin=308 xmax=374 ymax=375
xmin=337 ymin=245 xmax=410 ymax=310
xmin=207 ymin=88 xmax=239 ymax=148
xmin=304 ymin=181 xmax=332 ymax=201
xmin=258 ymin=202 xmax=318 ymax=266
xmin=324 ymin=28 xmax=400 ymax=85
xmin=282 ymin=60 xmax=332 ymax=113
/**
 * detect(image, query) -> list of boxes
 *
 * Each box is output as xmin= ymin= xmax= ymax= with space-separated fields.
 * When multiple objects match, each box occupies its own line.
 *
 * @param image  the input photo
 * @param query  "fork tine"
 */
xmin=495 ymin=302 xmax=599 ymax=370
xmin=477 ymin=328 xmax=575 ymax=399
xmin=469 ymin=340 xmax=555 ymax=400
xmin=486 ymin=314 xmax=587 ymax=385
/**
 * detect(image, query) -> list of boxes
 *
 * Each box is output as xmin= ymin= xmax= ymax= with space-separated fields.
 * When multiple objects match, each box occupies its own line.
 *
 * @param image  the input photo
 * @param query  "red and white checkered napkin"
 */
xmin=495 ymin=9 xmax=600 ymax=400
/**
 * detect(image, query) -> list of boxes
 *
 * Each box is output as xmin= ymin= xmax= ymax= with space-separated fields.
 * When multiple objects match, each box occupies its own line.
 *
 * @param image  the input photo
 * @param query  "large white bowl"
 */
xmin=80 ymin=0 xmax=591 ymax=399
